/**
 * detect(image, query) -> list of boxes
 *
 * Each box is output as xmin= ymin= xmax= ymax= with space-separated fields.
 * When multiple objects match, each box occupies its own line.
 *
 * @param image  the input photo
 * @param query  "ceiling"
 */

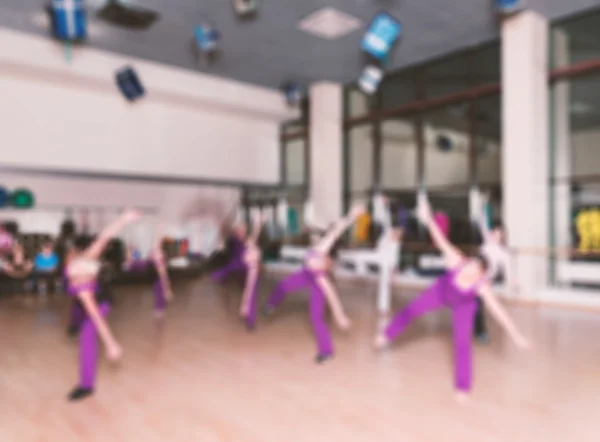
xmin=0 ymin=0 xmax=598 ymax=91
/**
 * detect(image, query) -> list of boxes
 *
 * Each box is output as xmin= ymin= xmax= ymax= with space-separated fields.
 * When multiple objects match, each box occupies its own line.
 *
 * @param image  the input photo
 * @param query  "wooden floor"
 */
xmin=1 ymin=275 xmax=599 ymax=442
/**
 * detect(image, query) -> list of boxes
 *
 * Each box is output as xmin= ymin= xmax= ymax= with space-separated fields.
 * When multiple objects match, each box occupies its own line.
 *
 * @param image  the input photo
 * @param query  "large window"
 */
xmin=548 ymin=9 xmax=600 ymax=287
xmin=343 ymin=41 xmax=502 ymax=255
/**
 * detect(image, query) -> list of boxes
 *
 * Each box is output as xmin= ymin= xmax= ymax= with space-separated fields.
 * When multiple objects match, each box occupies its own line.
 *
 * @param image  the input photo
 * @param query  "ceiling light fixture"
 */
xmin=297 ymin=7 xmax=361 ymax=40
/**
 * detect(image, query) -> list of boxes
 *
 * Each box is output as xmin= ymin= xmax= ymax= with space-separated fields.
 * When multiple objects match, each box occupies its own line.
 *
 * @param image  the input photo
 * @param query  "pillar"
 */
xmin=309 ymin=82 xmax=343 ymax=224
xmin=501 ymin=10 xmax=549 ymax=298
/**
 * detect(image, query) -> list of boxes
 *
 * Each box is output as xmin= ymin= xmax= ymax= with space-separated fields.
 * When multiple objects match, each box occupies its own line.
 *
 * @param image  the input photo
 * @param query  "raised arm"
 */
xmin=83 ymin=209 xmax=142 ymax=260
xmin=248 ymin=211 xmax=263 ymax=244
xmin=417 ymin=198 xmax=462 ymax=268
xmin=477 ymin=284 xmax=530 ymax=349
xmin=313 ymin=204 xmax=365 ymax=255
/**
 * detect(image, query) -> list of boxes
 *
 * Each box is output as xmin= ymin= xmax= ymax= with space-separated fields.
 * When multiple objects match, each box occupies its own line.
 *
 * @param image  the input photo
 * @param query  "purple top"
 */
xmin=67 ymin=280 xmax=98 ymax=298
xmin=304 ymin=249 xmax=326 ymax=278
xmin=437 ymin=262 xmax=485 ymax=307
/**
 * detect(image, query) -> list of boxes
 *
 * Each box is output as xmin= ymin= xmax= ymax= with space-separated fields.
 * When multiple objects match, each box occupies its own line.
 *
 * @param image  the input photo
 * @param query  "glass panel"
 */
xmin=422 ymin=104 xmax=471 ymax=245
xmin=423 ymin=104 xmax=470 ymax=188
xmin=282 ymin=123 xmax=305 ymax=137
xmin=550 ymin=73 xmax=600 ymax=288
xmin=472 ymin=42 xmax=501 ymax=85
xmin=348 ymin=125 xmax=374 ymax=195
xmin=475 ymin=95 xmax=501 ymax=187
xmin=285 ymin=138 xmax=305 ymax=185
xmin=380 ymin=70 xmax=416 ymax=109
xmin=347 ymin=87 xmax=371 ymax=118
xmin=424 ymin=52 xmax=468 ymax=98
xmin=551 ymin=9 xmax=600 ymax=68
xmin=381 ymin=118 xmax=417 ymax=189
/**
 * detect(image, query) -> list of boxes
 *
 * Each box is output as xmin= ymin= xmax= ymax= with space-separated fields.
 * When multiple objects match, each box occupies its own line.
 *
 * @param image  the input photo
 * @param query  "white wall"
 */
xmin=0 ymin=28 xmax=298 ymax=184
xmin=0 ymin=173 xmax=239 ymax=257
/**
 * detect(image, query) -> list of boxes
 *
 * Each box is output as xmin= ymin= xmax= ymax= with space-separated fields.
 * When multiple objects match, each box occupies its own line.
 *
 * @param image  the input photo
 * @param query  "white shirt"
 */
xmin=480 ymin=242 xmax=510 ymax=282
xmin=377 ymin=231 xmax=400 ymax=268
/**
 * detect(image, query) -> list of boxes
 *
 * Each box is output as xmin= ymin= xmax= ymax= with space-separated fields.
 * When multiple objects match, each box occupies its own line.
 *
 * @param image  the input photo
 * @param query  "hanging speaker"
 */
xmin=115 ymin=66 xmax=145 ymax=102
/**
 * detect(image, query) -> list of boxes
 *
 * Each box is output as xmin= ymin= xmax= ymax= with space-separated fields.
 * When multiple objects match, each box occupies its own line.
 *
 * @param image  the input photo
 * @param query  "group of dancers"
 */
xmin=1 ymin=193 xmax=530 ymax=403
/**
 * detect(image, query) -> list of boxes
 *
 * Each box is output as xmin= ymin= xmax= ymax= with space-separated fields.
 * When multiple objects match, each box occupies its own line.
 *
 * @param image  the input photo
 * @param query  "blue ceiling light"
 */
xmin=496 ymin=0 xmax=525 ymax=14
xmin=49 ymin=0 xmax=87 ymax=42
xmin=361 ymin=12 xmax=402 ymax=61
xmin=194 ymin=24 xmax=221 ymax=54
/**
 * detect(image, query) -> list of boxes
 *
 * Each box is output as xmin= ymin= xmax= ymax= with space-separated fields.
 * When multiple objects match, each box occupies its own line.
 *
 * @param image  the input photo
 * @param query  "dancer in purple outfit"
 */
xmin=264 ymin=203 xmax=365 ymax=364
xmin=151 ymin=238 xmax=174 ymax=318
xmin=212 ymin=211 xmax=264 ymax=330
xmin=64 ymin=209 xmax=142 ymax=401
xmin=375 ymin=198 xmax=531 ymax=402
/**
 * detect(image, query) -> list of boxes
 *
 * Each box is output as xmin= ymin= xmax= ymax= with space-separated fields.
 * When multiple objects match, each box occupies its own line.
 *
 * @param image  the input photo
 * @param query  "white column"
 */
xmin=309 ymin=82 xmax=343 ymax=224
xmin=552 ymin=29 xmax=572 ymax=282
xmin=501 ymin=11 xmax=549 ymax=299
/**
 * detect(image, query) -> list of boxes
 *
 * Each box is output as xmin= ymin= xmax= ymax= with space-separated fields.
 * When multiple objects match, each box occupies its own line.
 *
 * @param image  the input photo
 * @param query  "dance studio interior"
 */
xmin=1 ymin=1 xmax=599 ymax=441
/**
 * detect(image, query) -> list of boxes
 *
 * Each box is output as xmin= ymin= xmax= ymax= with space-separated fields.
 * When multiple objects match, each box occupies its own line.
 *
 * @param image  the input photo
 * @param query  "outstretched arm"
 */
xmin=477 ymin=284 xmax=530 ymax=349
xmin=248 ymin=211 xmax=263 ymax=245
xmin=313 ymin=204 xmax=365 ymax=255
xmin=154 ymin=254 xmax=173 ymax=301
xmin=316 ymin=275 xmax=350 ymax=330
xmin=417 ymin=198 xmax=462 ymax=268
xmin=83 ymin=209 xmax=141 ymax=260
xmin=77 ymin=290 xmax=122 ymax=359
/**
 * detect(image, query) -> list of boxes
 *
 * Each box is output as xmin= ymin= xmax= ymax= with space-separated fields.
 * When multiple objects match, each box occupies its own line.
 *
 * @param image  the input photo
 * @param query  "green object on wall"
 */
xmin=10 ymin=188 xmax=35 ymax=209
xmin=287 ymin=207 xmax=299 ymax=235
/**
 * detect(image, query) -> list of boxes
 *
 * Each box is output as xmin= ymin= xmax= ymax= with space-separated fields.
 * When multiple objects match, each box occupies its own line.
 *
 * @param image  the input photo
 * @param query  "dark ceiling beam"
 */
xmin=344 ymin=82 xmax=501 ymax=128
xmin=550 ymin=59 xmax=600 ymax=81
xmin=280 ymin=130 xmax=307 ymax=142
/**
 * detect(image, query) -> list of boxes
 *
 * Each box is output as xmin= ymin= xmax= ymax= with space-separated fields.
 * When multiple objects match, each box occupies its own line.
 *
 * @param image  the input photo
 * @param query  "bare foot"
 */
xmin=374 ymin=334 xmax=389 ymax=350
xmin=154 ymin=310 xmax=165 ymax=319
xmin=455 ymin=391 xmax=469 ymax=404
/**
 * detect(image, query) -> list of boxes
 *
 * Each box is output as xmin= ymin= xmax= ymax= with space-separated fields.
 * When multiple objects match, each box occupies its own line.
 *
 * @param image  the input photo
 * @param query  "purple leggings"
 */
xmin=267 ymin=269 xmax=332 ymax=356
xmin=211 ymin=258 xmax=246 ymax=283
xmin=384 ymin=283 xmax=477 ymax=392
xmin=154 ymin=281 xmax=166 ymax=312
xmin=71 ymin=302 xmax=111 ymax=389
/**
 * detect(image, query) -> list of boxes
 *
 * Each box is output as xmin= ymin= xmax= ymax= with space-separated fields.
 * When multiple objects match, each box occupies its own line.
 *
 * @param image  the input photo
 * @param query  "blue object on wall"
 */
xmin=195 ymin=24 xmax=221 ymax=53
xmin=361 ymin=12 xmax=402 ymax=60
xmin=50 ymin=0 xmax=87 ymax=42
xmin=0 ymin=187 xmax=8 ymax=209
xmin=115 ymin=66 xmax=145 ymax=102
